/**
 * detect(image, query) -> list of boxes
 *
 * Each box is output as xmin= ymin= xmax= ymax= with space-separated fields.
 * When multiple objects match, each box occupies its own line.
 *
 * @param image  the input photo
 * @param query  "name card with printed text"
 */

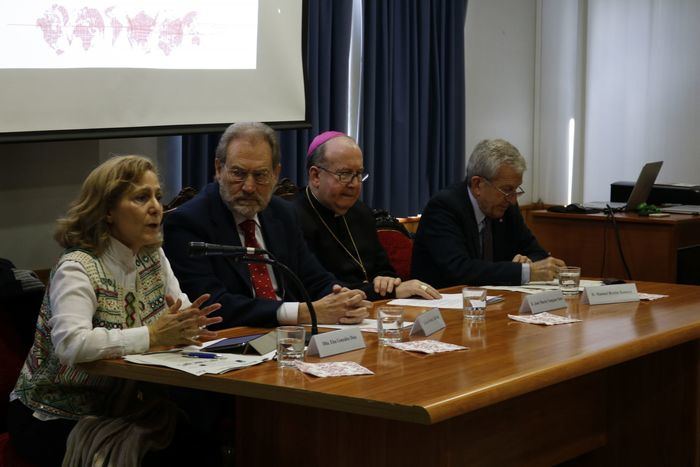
xmin=307 ymin=328 xmax=366 ymax=358
xmin=519 ymin=290 xmax=567 ymax=314
xmin=410 ymin=307 xmax=446 ymax=336
xmin=582 ymin=283 xmax=639 ymax=305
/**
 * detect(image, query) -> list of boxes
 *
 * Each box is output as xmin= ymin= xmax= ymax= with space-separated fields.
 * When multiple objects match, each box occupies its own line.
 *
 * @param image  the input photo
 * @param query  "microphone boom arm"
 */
xmin=233 ymin=255 xmax=319 ymax=338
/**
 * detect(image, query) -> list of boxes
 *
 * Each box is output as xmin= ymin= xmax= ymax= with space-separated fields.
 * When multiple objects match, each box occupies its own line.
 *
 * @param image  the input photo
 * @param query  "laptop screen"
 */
xmin=582 ymin=161 xmax=663 ymax=211
xmin=624 ymin=161 xmax=663 ymax=211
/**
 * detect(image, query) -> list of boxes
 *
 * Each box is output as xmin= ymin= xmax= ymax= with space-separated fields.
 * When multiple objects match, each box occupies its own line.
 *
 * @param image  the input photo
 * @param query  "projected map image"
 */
xmin=1 ymin=0 xmax=258 ymax=69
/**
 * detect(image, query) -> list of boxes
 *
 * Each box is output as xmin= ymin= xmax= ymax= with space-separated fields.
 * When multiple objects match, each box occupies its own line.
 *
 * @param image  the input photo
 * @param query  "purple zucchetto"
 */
xmin=307 ymin=131 xmax=347 ymax=157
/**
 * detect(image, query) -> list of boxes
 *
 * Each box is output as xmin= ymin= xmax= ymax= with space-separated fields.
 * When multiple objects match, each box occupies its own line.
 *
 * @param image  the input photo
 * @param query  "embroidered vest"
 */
xmin=13 ymin=248 xmax=166 ymax=419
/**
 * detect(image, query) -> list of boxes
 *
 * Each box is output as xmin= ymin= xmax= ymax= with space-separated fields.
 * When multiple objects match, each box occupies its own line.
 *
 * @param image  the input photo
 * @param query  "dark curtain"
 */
xmin=181 ymin=133 xmax=220 ymax=188
xmin=180 ymin=0 xmax=353 ymax=190
xmin=278 ymin=0 xmax=353 ymax=184
xmin=359 ymin=0 xmax=467 ymax=217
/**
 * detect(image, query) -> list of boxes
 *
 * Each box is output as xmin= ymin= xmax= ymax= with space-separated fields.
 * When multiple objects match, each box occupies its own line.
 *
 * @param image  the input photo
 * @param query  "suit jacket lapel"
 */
xmin=207 ymin=184 xmax=252 ymax=288
xmin=461 ymin=183 xmax=481 ymax=258
xmin=258 ymin=207 xmax=285 ymax=264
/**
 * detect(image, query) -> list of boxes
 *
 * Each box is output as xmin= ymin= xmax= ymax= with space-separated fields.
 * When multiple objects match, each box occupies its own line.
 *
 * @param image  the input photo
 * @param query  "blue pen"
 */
xmin=182 ymin=351 xmax=220 ymax=359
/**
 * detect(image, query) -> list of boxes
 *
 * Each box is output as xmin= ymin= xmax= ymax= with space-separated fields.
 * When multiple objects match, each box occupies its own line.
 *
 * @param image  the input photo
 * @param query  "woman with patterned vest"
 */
xmin=7 ymin=155 xmax=223 ymax=466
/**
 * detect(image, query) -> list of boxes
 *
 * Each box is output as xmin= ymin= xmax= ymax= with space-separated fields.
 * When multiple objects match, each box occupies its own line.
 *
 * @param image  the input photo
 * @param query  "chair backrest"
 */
xmin=163 ymin=187 xmax=199 ymax=214
xmin=372 ymin=209 xmax=414 ymax=281
xmin=273 ymin=177 xmax=300 ymax=200
xmin=373 ymin=209 xmax=414 ymax=239
xmin=376 ymin=229 xmax=414 ymax=281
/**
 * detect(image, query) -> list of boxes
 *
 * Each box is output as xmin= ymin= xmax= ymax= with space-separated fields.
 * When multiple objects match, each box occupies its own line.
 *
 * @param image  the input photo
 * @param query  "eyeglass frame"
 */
xmin=315 ymin=165 xmax=370 ymax=184
xmin=222 ymin=165 xmax=275 ymax=185
xmin=482 ymin=177 xmax=525 ymax=200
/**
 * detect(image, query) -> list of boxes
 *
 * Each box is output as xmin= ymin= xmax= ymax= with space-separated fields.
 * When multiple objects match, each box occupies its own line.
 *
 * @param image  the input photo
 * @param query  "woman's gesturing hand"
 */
xmin=147 ymin=294 xmax=223 ymax=349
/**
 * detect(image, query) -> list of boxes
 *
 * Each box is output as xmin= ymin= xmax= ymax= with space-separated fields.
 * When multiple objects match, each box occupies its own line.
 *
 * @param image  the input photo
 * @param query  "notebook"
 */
xmin=583 ymin=161 xmax=663 ymax=211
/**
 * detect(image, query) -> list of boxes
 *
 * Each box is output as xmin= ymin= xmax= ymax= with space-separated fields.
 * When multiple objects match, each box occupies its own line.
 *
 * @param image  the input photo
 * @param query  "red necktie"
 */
xmin=239 ymin=220 xmax=276 ymax=299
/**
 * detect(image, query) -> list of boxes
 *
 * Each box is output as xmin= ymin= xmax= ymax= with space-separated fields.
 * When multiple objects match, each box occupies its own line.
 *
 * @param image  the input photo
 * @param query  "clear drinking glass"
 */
xmin=463 ymin=288 xmax=487 ymax=320
xmin=376 ymin=307 xmax=404 ymax=345
xmin=276 ymin=326 xmax=305 ymax=367
xmin=558 ymin=266 xmax=581 ymax=295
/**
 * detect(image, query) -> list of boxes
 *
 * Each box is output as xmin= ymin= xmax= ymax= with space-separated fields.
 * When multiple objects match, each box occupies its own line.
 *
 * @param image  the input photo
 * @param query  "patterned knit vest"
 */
xmin=12 ymin=248 xmax=166 ymax=420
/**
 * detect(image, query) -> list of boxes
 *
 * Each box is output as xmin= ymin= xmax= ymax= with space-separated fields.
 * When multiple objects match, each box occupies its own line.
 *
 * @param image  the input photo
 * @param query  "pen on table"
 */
xmin=182 ymin=351 xmax=221 ymax=359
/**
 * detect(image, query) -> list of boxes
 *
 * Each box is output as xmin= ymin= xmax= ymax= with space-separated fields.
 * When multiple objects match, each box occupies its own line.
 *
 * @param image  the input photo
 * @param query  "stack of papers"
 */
xmin=387 ymin=293 xmax=503 ymax=309
xmin=315 ymin=318 xmax=414 ymax=332
xmin=124 ymin=349 xmax=275 ymax=376
xmin=486 ymin=280 xmax=603 ymax=295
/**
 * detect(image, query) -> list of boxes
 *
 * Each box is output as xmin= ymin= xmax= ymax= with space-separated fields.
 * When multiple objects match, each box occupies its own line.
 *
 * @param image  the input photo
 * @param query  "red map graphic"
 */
xmin=73 ymin=7 xmax=105 ymax=50
xmin=36 ymin=5 xmax=70 ymax=55
xmin=35 ymin=5 xmax=200 ymax=56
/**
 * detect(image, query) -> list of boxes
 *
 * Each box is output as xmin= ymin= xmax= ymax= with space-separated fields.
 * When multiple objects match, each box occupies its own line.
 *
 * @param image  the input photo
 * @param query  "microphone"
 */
xmin=187 ymin=240 xmax=319 ymax=341
xmin=188 ymin=241 xmax=267 ymax=256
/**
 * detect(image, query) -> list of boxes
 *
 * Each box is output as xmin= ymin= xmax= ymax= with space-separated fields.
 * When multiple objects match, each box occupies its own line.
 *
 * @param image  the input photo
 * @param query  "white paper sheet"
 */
xmin=387 ymin=293 xmax=503 ymax=309
xmin=486 ymin=280 xmax=603 ymax=294
xmin=311 ymin=318 xmax=414 ymax=333
xmin=124 ymin=349 xmax=275 ymax=376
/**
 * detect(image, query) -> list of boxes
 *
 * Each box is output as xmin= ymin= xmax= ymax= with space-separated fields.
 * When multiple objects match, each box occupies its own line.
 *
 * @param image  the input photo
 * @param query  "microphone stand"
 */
xmin=231 ymin=254 xmax=319 ymax=342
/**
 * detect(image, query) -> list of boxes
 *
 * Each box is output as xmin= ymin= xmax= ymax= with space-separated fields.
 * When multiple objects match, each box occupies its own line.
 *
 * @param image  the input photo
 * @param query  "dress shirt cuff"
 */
xmin=277 ymin=302 xmax=299 ymax=325
xmin=125 ymin=326 xmax=151 ymax=355
xmin=521 ymin=263 xmax=531 ymax=284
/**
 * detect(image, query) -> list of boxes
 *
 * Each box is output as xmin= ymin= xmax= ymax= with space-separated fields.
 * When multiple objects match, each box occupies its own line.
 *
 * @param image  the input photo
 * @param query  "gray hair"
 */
xmin=465 ymin=139 xmax=527 ymax=183
xmin=215 ymin=122 xmax=281 ymax=167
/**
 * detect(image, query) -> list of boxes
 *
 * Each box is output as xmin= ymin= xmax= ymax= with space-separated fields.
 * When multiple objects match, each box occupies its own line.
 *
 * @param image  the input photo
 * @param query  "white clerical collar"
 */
xmin=467 ymin=186 xmax=487 ymax=228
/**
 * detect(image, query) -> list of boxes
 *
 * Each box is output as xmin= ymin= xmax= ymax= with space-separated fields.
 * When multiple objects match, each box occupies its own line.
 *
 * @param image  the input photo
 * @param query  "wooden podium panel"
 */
xmin=83 ymin=283 xmax=700 ymax=466
xmin=528 ymin=210 xmax=700 ymax=283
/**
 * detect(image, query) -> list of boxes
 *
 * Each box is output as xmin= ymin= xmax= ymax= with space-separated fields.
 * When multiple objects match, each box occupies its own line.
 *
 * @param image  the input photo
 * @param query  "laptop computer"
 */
xmin=583 ymin=161 xmax=663 ymax=212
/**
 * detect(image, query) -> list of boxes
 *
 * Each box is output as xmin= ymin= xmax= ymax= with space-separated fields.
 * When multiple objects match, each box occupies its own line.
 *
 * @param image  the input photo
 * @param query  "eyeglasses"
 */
xmin=316 ymin=166 xmax=370 ymax=184
xmin=224 ymin=166 xmax=273 ymax=185
xmin=483 ymin=178 xmax=525 ymax=200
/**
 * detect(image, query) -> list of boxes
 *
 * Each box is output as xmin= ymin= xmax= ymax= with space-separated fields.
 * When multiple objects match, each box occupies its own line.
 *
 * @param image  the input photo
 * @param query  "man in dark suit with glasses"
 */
xmin=292 ymin=131 xmax=440 ymax=300
xmin=163 ymin=122 xmax=370 ymax=329
xmin=412 ymin=139 xmax=565 ymax=287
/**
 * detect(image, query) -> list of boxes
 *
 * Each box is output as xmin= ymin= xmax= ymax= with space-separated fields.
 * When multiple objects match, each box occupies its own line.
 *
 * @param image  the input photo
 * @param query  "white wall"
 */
xmin=465 ymin=0 xmax=537 ymax=202
xmin=0 ymin=137 xmax=179 ymax=270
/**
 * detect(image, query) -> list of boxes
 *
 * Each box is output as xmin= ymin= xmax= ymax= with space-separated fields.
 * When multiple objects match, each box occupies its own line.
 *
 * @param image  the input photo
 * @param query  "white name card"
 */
xmin=410 ymin=307 xmax=446 ymax=336
xmin=582 ymin=283 xmax=639 ymax=305
xmin=519 ymin=290 xmax=567 ymax=314
xmin=307 ymin=328 xmax=366 ymax=358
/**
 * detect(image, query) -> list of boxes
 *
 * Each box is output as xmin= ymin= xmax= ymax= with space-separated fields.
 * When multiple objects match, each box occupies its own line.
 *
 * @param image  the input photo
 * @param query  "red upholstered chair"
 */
xmin=373 ymin=209 xmax=414 ymax=281
xmin=377 ymin=229 xmax=414 ymax=281
xmin=0 ymin=260 xmax=42 ymax=467
xmin=0 ymin=432 xmax=34 ymax=467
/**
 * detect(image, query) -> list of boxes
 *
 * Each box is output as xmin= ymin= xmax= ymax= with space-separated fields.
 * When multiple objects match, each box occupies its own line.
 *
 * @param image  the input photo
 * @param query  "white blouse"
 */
xmin=48 ymin=238 xmax=191 ymax=365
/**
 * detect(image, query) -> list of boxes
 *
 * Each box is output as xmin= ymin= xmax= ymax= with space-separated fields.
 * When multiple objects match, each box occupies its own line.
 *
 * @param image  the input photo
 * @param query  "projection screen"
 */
xmin=0 ymin=0 xmax=306 ymax=142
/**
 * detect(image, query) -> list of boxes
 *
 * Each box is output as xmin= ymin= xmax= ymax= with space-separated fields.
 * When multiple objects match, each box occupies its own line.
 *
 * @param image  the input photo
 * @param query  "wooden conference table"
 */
xmin=83 ymin=283 xmax=700 ymax=466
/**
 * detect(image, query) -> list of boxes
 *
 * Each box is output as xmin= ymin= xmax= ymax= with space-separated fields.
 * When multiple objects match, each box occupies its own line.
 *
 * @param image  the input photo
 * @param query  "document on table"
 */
xmin=508 ymin=312 xmax=582 ymax=326
xmin=486 ymin=280 xmax=603 ymax=295
xmin=387 ymin=293 xmax=503 ymax=309
xmin=124 ymin=345 xmax=275 ymax=376
xmin=316 ymin=318 xmax=413 ymax=333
